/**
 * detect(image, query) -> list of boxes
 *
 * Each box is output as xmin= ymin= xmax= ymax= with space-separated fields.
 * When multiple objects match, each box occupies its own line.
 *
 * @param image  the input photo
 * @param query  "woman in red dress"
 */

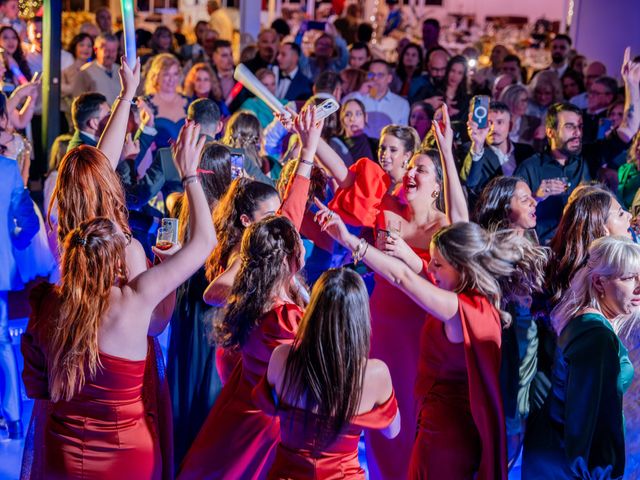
xmin=254 ymin=267 xmax=400 ymax=479
xmin=21 ymin=123 xmax=216 ymax=479
xmin=22 ymin=58 xmax=177 ymax=480
xmin=316 ymin=190 xmax=548 ymax=479
xmin=179 ymin=108 xmax=324 ymax=480
xmin=203 ymin=107 xmax=321 ymax=384
xmin=316 ymin=106 xmax=468 ymax=479
xmin=179 ymin=214 xmax=307 ymax=480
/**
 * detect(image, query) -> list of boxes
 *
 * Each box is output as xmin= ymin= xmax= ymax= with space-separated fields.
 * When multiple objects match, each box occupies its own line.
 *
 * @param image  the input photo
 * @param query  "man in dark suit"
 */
xmin=68 ymin=93 xmax=111 ymax=149
xmin=461 ymin=101 xmax=535 ymax=204
xmin=275 ymin=42 xmax=313 ymax=101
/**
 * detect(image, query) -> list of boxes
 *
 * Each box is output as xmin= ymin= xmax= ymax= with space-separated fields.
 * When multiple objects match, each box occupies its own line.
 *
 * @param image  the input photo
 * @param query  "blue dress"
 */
xmin=144 ymin=95 xmax=188 ymax=149
xmin=522 ymin=312 xmax=634 ymax=479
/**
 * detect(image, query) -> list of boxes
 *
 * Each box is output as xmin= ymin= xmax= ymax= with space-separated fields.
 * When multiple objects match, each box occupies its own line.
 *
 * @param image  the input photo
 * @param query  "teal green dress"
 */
xmin=522 ymin=312 xmax=634 ymax=479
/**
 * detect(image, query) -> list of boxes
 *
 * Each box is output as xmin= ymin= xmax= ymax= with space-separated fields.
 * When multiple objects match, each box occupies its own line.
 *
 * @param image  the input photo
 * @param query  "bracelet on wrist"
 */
xmin=299 ymin=158 xmax=314 ymax=166
xmin=116 ymin=96 xmax=135 ymax=104
xmin=182 ymin=174 xmax=199 ymax=186
xmin=352 ymin=238 xmax=369 ymax=265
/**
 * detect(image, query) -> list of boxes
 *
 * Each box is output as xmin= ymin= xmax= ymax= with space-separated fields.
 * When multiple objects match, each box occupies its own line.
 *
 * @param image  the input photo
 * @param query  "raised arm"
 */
xmin=7 ymin=81 xmax=38 ymax=129
xmin=434 ymin=104 xmax=469 ymax=224
xmin=316 ymin=137 xmax=356 ymax=188
xmin=277 ymin=106 xmax=323 ymax=230
xmin=618 ymin=47 xmax=640 ymax=143
xmin=315 ymin=200 xmax=460 ymax=324
xmin=128 ymin=123 xmax=216 ymax=329
xmin=97 ymin=57 xmax=141 ymax=170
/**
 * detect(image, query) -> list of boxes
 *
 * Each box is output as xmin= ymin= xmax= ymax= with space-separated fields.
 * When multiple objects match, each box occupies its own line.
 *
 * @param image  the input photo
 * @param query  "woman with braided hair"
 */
xmin=179 ymin=107 xmax=324 ymax=480
xmin=179 ymin=215 xmax=308 ymax=479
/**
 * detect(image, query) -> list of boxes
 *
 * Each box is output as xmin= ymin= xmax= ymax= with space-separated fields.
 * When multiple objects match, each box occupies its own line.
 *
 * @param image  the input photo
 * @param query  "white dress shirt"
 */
xmin=344 ymin=89 xmax=410 ymax=138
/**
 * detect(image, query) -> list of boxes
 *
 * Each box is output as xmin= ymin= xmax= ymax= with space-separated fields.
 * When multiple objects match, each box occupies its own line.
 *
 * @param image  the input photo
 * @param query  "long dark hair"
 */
xmin=444 ymin=55 xmax=468 ymax=98
xmin=282 ymin=268 xmax=371 ymax=439
xmin=205 ymin=178 xmax=280 ymax=280
xmin=396 ymin=42 xmax=423 ymax=83
xmin=215 ymin=215 xmax=306 ymax=348
xmin=413 ymin=148 xmax=444 ymax=212
xmin=547 ymin=189 xmax=613 ymax=304
xmin=474 ymin=176 xmax=521 ymax=230
xmin=0 ymin=26 xmax=31 ymax=79
xmin=178 ymin=142 xmax=232 ymax=243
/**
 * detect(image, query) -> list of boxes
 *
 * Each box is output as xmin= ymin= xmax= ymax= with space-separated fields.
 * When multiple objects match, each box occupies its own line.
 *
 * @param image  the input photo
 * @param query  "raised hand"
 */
xmin=313 ymin=198 xmax=352 ymax=247
xmin=121 ymin=133 xmax=140 ymax=160
xmin=433 ymin=104 xmax=454 ymax=155
xmin=467 ymin=118 xmax=490 ymax=154
xmin=118 ymin=56 xmax=141 ymax=100
xmin=172 ymin=121 xmax=206 ymax=179
xmin=137 ymin=98 xmax=155 ymax=128
xmin=621 ymin=47 xmax=640 ymax=85
xmin=294 ymin=104 xmax=324 ymax=154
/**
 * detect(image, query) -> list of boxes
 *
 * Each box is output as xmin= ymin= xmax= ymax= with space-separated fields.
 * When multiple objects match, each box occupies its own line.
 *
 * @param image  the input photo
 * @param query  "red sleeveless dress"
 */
xmin=410 ymin=291 xmax=508 ymax=479
xmin=21 ymin=285 xmax=163 ymax=480
xmin=179 ymin=303 xmax=303 ymax=480
xmin=252 ymin=376 xmax=399 ymax=479
xmin=330 ymin=157 xmax=430 ymax=479
xmin=214 ymin=174 xmax=310 ymax=387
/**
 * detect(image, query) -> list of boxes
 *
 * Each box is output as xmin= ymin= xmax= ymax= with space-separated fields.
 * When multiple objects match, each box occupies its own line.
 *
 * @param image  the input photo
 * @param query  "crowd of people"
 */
xmin=2 ymin=0 xmax=640 ymax=478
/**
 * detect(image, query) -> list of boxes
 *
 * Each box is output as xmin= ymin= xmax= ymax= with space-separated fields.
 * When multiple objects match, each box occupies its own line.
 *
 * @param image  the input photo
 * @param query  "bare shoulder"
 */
xmin=125 ymin=237 xmax=149 ymax=279
xmin=267 ymin=344 xmax=292 ymax=386
xmin=365 ymin=358 xmax=393 ymax=404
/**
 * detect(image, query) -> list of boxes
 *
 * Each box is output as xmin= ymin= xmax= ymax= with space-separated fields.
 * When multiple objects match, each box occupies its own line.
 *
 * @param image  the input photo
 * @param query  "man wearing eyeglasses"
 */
xmin=343 ymin=59 xmax=410 ymax=138
xmin=582 ymin=76 xmax=618 ymax=143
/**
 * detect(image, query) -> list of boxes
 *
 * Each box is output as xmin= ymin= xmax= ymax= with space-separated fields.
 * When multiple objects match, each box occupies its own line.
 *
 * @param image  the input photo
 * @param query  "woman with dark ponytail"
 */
xmin=254 ymin=267 xmax=400 ymax=478
xmin=167 ymin=142 xmax=233 ymax=466
xmin=474 ymin=176 xmax=540 ymax=466
xmin=203 ymin=106 xmax=323 ymax=384
xmin=317 ymin=204 xmax=547 ymax=479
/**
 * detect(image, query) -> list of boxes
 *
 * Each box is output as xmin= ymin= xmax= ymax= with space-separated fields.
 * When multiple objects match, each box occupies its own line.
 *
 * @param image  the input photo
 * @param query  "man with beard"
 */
xmin=461 ymin=101 xmax=534 ymax=203
xmin=514 ymin=49 xmax=640 ymax=244
xmin=409 ymin=47 xmax=449 ymax=107
xmin=244 ymin=29 xmax=279 ymax=73
xmin=546 ymin=34 xmax=572 ymax=78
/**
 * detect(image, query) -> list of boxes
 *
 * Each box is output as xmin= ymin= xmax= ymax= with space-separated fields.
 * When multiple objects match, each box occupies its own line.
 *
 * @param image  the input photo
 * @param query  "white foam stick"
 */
xmin=234 ymin=64 xmax=289 ymax=116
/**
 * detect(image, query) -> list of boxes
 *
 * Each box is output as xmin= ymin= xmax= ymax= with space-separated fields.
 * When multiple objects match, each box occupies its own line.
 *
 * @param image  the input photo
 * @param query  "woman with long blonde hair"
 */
xmin=22 ymin=122 xmax=216 ymax=479
xmin=523 ymin=236 xmax=638 ymax=479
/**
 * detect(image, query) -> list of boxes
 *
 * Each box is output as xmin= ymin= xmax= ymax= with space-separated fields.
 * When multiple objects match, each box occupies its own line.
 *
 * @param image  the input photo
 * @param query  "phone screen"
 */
xmin=230 ymin=150 xmax=244 ymax=179
xmin=471 ymin=95 xmax=489 ymax=129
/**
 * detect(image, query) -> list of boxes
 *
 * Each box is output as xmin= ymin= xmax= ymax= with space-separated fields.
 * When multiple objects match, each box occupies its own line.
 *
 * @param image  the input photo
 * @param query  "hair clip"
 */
xmin=74 ymin=235 xmax=87 ymax=247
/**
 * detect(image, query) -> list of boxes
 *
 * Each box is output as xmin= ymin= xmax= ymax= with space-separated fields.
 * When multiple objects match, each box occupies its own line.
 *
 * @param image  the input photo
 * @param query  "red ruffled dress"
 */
xmin=410 ymin=291 xmax=508 ymax=479
xmin=330 ymin=157 xmax=429 ymax=479
xmin=214 ymin=174 xmax=310 ymax=387
xmin=252 ymin=376 xmax=399 ymax=479
xmin=21 ymin=284 xmax=164 ymax=480
xmin=179 ymin=303 xmax=303 ymax=480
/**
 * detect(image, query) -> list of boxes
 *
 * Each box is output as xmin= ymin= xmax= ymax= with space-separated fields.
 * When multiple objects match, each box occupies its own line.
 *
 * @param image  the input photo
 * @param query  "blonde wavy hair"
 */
xmin=433 ymin=222 xmax=549 ymax=327
xmin=551 ymin=236 xmax=640 ymax=335
xmin=144 ymin=53 xmax=182 ymax=95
